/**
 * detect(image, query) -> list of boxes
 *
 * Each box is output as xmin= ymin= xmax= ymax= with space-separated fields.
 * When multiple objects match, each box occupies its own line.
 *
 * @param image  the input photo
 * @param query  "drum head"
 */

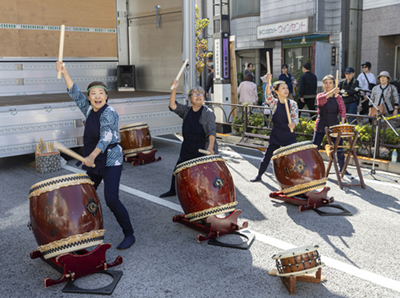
xmin=120 ymin=122 xmax=148 ymax=131
xmin=272 ymin=245 xmax=320 ymax=260
xmin=29 ymin=173 xmax=93 ymax=199
xmin=272 ymin=141 xmax=317 ymax=160
xmin=174 ymin=155 xmax=225 ymax=176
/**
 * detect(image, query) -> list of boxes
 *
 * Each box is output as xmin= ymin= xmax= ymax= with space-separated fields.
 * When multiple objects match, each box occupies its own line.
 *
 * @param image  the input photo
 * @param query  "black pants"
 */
xmin=88 ymin=165 xmax=134 ymax=237
xmin=298 ymin=97 xmax=316 ymax=117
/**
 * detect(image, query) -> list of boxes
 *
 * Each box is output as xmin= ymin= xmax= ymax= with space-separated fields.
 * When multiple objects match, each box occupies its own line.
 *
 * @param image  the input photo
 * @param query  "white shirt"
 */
xmin=356 ymin=72 xmax=376 ymax=94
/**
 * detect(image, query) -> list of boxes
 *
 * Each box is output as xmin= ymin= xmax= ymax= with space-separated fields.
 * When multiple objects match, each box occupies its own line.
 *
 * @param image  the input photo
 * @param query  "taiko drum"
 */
xmin=174 ymin=155 xmax=237 ymax=221
xmin=271 ymin=141 xmax=327 ymax=197
xmin=329 ymin=124 xmax=355 ymax=137
xmin=28 ymin=174 xmax=104 ymax=259
xmin=119 ymin=122 xmax=153 ymax=157
xmin=272 ymin=245 xmax=325 ymax=277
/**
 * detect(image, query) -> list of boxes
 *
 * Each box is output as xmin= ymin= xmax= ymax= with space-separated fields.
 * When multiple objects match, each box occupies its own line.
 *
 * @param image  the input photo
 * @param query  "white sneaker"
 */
xmin=344 ymin=171 xmax=354 ymax=180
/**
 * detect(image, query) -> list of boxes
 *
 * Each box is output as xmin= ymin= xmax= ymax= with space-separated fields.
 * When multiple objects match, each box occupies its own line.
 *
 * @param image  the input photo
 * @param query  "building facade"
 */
xmin=229 ymin=0 xmax=363 ymax=85
xmin=361 ymin=0 xmax=400 ymax=80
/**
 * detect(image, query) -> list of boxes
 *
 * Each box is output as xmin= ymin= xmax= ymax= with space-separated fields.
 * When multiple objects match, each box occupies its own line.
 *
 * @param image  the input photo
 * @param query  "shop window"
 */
xmin=284 ymin=48 xmax=312 ymax=80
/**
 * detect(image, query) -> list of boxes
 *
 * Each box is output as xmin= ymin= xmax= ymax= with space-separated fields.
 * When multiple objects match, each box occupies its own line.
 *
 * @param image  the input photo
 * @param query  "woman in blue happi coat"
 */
xmin=56 ymin=62 xmax=135 ymax=250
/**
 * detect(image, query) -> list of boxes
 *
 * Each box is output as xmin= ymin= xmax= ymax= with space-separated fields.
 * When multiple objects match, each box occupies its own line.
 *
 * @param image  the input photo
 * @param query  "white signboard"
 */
xmin=257 ymin=18 xmax=309 ymax=40
xmin=214 ymin=39 xmax=221 ymax=79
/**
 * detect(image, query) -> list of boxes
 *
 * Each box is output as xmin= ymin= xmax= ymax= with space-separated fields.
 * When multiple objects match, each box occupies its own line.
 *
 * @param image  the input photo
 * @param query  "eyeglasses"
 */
xmin=191 ymin=92 xmax=204 ymax=97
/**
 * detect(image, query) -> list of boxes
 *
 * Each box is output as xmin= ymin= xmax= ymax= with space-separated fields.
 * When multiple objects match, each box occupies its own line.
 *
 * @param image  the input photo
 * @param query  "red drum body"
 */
xmin=174 ymin=155 xmax=237 ymax=221
xmin=119 ymin=122 xmax=153 ymax=157
xmin=28 ymin=174 xmax=104 ymax=259
xmin=272 ymin=245 xmax=325 ymax=277
xmin=272 ymin=141 xmax=327 ymax=197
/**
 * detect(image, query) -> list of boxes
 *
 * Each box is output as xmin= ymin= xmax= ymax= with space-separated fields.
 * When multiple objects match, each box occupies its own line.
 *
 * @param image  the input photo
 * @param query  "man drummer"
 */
xmin=55 ymin=62 xmax=136 ymax=250
xmin=250 ymin=74 xmax=299 ymax=182
xmin=159 ymin=79 xmax=218 ymax=198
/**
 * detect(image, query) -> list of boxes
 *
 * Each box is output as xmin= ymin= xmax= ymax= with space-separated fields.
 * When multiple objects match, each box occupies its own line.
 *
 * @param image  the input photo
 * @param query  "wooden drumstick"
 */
xmin=170 ymin=58 xmax=189 ymax=90
xmin=57 ymin=24 xmax=65 ymax=79
xmin=53 ymin=141 xmax=95 ymax=168
xmin=198 ymin=149 xmax=211 ymax=155
xmin=266 ymin=51 xmax=271 ymax=74
xmin=284 ymin=99 xmax=294 ymax=133
xmin=335 ymin=69 xmax=339 ymax=98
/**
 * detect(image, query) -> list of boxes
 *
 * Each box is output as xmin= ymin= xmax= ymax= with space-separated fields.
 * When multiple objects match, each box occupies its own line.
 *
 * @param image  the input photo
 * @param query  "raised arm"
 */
xmin=169 ymin=79 xmax=178 ymax=110
xmin=56 ymin=61 xmax=74 ymax=90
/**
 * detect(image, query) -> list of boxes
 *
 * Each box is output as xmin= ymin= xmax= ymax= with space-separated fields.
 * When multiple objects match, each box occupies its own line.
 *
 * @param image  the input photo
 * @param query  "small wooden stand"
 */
xmin=268 ymin=268 xmax=326 ymax=295
xmin=123 ymin=149 xmax=161 ymax=166
xmin=324 ymin=127 xmax=366 ymax=189
xmin=173 ymin=210 xmax=250 ymax=245
xmin=30 ymin=243 xmax=123 ymax=288
xmin=269 ymin=187 xmax=334 ymax=212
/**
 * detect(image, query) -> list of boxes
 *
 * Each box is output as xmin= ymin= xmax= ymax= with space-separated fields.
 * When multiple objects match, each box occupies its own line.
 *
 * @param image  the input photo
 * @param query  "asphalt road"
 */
xmin=1 ymin=135 xmax=399 ymax=298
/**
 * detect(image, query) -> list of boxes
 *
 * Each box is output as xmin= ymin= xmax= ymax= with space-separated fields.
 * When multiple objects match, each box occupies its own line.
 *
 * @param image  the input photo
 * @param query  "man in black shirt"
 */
xmin=338 ymin=67 xmax=360 ymax=124
xmin=298 ymin=62 xmax=317 ymax=117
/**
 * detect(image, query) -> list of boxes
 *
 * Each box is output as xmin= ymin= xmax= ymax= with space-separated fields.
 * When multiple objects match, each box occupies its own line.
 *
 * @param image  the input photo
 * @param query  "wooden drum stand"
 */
xmin=324 ymin=126 xmax=366 ymax=189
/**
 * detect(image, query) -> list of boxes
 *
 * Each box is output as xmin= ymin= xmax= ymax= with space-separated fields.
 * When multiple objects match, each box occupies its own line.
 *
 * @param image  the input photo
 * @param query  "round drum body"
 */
xmin=174 ymin=155 xmax=237 ymax=221
xmin=329 ymin=124 xmax=355 ymax=138
xmin=28 ymin=174 xmax=104 ymax=259
xmin=272 ymin=141 xmax=327 ymax=197
xmin=272 ymin=245 xmax=325 ymax=277
xmin=119 ymin=122 xmax=153 ymax=157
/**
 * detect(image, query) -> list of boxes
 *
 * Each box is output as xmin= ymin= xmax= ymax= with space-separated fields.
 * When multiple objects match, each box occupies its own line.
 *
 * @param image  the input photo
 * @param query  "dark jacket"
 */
xmin=338 ymin=78 xmax=360 ymax=105
xmin=298 ymin=71 xmax=317 ymax=98
xmin=206 ymin=72 xmax=214 ymax=94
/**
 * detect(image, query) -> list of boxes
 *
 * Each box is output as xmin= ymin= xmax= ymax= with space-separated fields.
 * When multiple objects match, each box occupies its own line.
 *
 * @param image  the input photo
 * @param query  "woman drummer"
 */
xmin=55 ymin=62 xmax=135 ymax=250
xmin=312 ymin=74 xmax=350 ymax=177
xmin=250 ymin=74 xmax=298 ymax=182
xmin=159 ymin=79 xmax=218 ymax=198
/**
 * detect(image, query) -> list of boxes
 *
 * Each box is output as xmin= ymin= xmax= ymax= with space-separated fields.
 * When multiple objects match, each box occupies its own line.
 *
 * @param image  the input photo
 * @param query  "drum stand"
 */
xmin=324 ymin=127 xmax=366 ymax=189
xmin=269 ymin=187 xmax=334 ymax=212
xmin=124 ymin=149 xmax=161 ymax=166
xmin=30 ymin=243 xmax=123 ymax=293
xmin=172 ymin=210 xmax=253 ymax=249
xmin=268 ymin=268 xmax=326 ymax=295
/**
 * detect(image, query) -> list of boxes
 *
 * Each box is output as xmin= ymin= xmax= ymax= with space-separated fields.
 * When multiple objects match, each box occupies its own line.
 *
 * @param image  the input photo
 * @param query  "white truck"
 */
xmin=0 ymin=0 xmax=197 ymax=158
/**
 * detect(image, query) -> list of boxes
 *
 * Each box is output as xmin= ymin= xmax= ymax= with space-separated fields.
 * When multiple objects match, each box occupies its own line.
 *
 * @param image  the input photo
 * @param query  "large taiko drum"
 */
xmin=28 ymin=174 xmax=105 ymax=259
xmin=174 ymin=155 xmax=237 ymax=222
xmin=271 ymin=141 xmax=327 ymax=197
xmin=272 ymin=245 xmax=325 ymax=277
xmin=119 ymin=122 xmax=153 ymax=157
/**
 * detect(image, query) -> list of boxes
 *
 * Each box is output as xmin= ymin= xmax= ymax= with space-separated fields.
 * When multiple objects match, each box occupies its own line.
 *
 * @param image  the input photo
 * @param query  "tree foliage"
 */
xmin=195 ymin=5 xmax=213 ymax=77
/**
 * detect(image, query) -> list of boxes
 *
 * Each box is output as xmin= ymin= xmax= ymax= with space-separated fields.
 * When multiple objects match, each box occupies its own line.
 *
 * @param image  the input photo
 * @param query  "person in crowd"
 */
xmin=338 ymin=67 xmax=360 ymax=124
xmin=205 ymin=65 xmax=214 ymax=101
xmin=160 ymin=79 xmax=218 ymax=198
xmin=55 ymin=62 xmax=135 ymax=250
xmin=312 ymin=74 xmax=352 ymax=178
xmin=369 ymin=71 xmax=399 ymax=119
xmin=298 ymin=62 xmax=318 ymax=118
xmin=237 ymin=73 xmax=258 ymax=105
xmin=278 ymin=64 xmax=295 ymax=99
xmin=357 ymin=62 xmax=377 ymax=116
xmin=250 ymin=74 xmax=298 ymax=182
xmin=243 ymin=63 xmax=255 ymax=82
